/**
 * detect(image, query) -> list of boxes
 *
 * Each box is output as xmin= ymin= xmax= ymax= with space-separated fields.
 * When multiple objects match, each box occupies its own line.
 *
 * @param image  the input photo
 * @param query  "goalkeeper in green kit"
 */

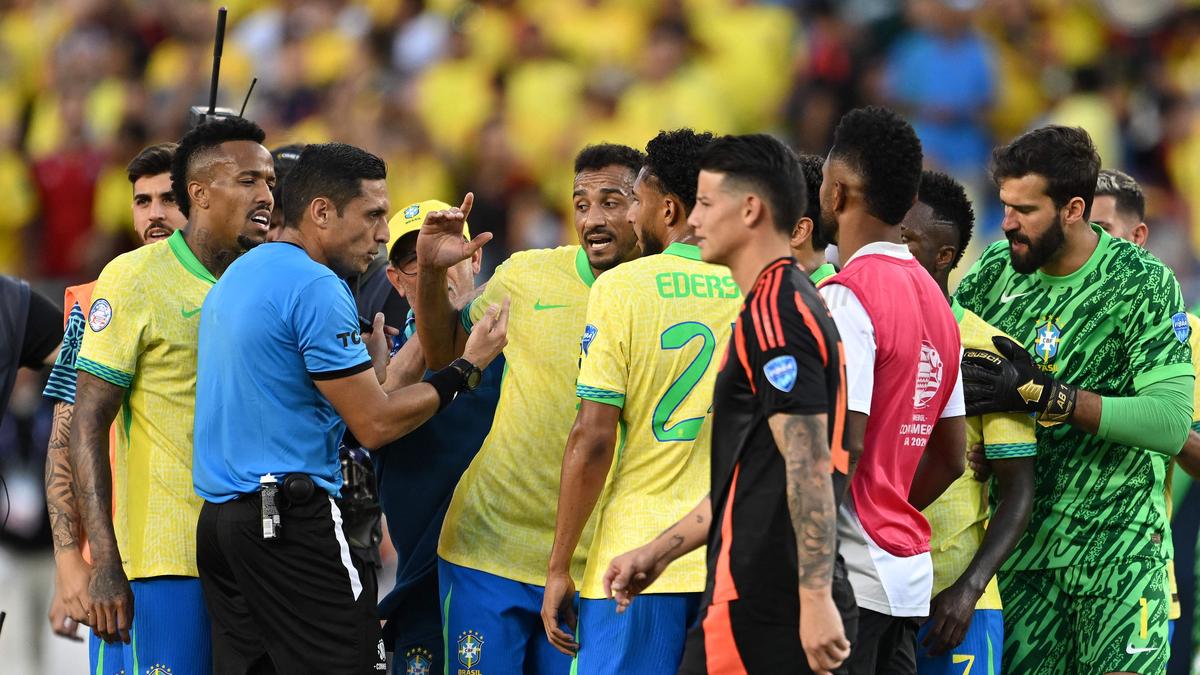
xmin=955 ymin=125 xmax=1194 ymax=674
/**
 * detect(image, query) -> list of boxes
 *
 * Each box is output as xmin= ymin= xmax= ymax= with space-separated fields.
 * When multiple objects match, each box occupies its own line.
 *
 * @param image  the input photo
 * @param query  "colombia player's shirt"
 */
xmin=955 ymin=225 xmax=1192 ymax=571
xmin=702 ymin=257 xmax=850 ymax=623
xmin=922 ymin=301 xmax=1038 ymax=610
xmin=574 ymin=242 xmax=740 ymax=598
xmin=75 ymin=231 xmax=211 ymax=579
xmin=440 ymin=245 xmax=602 ymax=585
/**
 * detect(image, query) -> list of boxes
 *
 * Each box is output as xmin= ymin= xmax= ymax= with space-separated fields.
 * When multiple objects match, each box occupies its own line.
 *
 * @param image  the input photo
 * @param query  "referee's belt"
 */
xmin=238 ymin=474 xmax=319 ymax=508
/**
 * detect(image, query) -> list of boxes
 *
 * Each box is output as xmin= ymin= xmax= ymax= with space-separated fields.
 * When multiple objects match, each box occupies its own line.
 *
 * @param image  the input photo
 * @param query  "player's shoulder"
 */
xmin=1104 ymin=233 xmax=1174 ymax=282
xmin=97 ymin=239 xmax=166 ymax=281
xmin=505 ymin=244 xmax=578 ymax=271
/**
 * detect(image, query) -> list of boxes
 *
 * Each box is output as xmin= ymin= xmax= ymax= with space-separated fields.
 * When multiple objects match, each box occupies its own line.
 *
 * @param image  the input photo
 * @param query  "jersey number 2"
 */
xmin=653 ymin=322 xmax=715 ymax=442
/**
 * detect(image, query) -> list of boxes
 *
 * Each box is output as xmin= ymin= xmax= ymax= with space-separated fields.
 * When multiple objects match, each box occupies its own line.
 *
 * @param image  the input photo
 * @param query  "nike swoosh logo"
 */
xmin=1000 ymin=290 xmax=1031 ymax=303
xmin=181 ymin=306 xmax=202 ymax=319
xmin=1126 ymin=644 xmax=1158 ymax=655
xmin=533 ymin=300 xmax=569 ymax=311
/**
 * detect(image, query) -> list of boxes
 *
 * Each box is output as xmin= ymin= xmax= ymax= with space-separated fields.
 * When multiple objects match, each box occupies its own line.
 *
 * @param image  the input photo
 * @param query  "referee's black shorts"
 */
xmin=196 ymin=491 xmax=386 ymax=674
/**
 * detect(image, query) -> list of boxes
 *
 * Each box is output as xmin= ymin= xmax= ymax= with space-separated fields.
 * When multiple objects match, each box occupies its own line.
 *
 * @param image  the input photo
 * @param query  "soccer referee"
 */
xmin=192 ymin=143 xmax=509 ymax=674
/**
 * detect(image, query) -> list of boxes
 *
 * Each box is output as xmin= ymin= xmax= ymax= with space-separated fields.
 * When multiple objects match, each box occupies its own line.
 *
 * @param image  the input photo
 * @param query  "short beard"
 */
xmin=237 ymin=234 xmax=263 ymax=252
xmin=639 ymin=229 xmax=664 ymax=256
xmin=1008 ymin=213 xmax=1065 ymax=274
xmin=818 ymin=210 xmax=838 ymax=245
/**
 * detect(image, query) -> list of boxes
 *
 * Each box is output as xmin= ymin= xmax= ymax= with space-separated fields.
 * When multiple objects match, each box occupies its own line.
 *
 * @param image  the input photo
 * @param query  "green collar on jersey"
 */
xmin=663 ymin=242 xmax=702 ymax=261
xmin=950 ymin=296 xmax=965 ymax=323
xmin=1034 ymin=223 xmax=1109 ymax=286
xmin=809 ymin=262 xmax=837 ymax=285
xmin=168 ymin=230 xmax=217 ymax=285
xmin=574 ymin=246 xmax=596 ymax=287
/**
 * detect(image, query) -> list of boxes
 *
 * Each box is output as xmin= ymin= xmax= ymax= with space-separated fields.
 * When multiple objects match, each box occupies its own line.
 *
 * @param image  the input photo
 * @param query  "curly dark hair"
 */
xmin=828 ymin=106 xmax=923 ymax=226
xmin=126 ymin=142 xmax=178 ymax=184
xmin=282 ymin=143 xmax=387 ymax=228
xmin=699 ymin=133 xmax=803 ymax=235
xmin=170 ymin=117 xmax=266 ymax=217
xmin=574 ymin=143 xmax=645 ymax=176
xmin=991 ymin=125 xmax=1100 ymax=220
xmin=917 ymin=170 xmax=975 ymax=269
xmin=797 ymin=154 xmax=827 ymax=249
xmin=643 ymin=129 xmax=714 ymax=215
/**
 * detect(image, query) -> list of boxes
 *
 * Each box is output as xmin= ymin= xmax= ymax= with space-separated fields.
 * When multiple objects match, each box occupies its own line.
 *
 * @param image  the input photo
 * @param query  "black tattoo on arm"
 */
xmin=69 ymin=373 xmax=126 ymax=567
xmin=768 ymin=413 xmax=836 ymax=590
xmin=45 ymin=401 xmax=80 ymax=553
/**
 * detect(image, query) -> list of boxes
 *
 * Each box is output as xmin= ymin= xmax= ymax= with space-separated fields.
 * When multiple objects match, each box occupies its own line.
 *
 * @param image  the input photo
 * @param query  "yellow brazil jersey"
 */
xmin=922 ymin=301 xmax=1038 ymax=610
xmin=440 ymin=245 xmax=601 ymax=585
xmin=574 ymin=243 xmax=740 ymax=598
xmin=1162 ymin=311 xmax=1200 ymax=620
xmin=76 ymin=230 xmax=212 ymax=579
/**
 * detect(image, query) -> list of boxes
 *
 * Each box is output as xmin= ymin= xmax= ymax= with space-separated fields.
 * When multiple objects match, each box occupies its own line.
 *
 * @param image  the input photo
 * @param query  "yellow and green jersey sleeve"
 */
xmin=924 ymin=304 xmax=1038 ymax=610
xmin=575 ymin=243 xmax=740 ymax=598
xmin=75 ymin=231 xmax=214 ymax=579
xmin=440 ymin=246 xmax=604 ymax=586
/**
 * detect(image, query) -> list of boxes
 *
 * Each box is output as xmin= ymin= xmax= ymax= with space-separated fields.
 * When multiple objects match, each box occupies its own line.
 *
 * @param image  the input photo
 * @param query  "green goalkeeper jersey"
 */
xmin=955 ymin=224 xmax=1192 ymax=571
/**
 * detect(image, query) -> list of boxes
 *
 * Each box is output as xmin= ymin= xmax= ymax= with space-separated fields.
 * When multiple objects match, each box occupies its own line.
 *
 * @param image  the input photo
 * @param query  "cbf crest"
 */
xmin=1034 ymin=318 xmax=1062 ymax=364
xmin=405 ymin=646 xmax=433 ymax=675
xmin=457 ymin=630 xmax=484 ymax=670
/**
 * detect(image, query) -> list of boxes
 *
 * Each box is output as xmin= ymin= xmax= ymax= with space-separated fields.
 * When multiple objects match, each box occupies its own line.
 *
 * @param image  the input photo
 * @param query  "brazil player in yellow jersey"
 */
xmin=540 ymin=130 xmax=741 ymax=674
xmin=790 ymin=153 xmax=838 ymax=285
xmin=69 ymin=117 xmax=274 ymax=674
xmin=899 ymin=170 xmax=1037 ymax=675
xmin=1092 ymin=168 xmax=1198 ymax=653
xmin=413 ymin=144 xmax=645 ymax=673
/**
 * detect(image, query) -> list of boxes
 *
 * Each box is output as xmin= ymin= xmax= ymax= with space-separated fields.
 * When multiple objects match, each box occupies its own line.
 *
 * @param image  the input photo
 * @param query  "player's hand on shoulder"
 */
xmin=416 ymin=192 xmax=493 ymax=270
xmin=462 ymin=298 xmax=509 ymax=369
xmin=799 ymin=590 xmax=850 ymax=675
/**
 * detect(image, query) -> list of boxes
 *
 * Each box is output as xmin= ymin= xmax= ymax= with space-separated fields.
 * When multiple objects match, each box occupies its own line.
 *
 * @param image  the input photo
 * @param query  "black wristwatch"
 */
xmin=449 ymin=358 xmax=482 ymax=391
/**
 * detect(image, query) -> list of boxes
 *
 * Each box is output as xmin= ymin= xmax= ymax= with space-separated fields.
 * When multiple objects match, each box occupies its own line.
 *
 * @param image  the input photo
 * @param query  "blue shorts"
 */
xmin=916 ymin=608 xmax=1003 ymax=675
xmin=575 ymin=593 xmax=700 ymax=675
xmin=89 ymin=576 xmax=212 ymax=675
xmin=438 ymin=558 xmax=573 ymax=675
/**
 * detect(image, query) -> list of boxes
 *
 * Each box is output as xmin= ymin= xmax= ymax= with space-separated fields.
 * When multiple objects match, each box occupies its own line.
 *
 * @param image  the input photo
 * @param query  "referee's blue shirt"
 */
xmin=193 ymin=242 xmax=372 ymax=503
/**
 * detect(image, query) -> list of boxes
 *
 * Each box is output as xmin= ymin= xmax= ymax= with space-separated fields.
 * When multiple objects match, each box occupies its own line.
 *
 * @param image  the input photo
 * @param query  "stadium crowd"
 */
xmin=7 ymin=1 xmax=1200 ymax=675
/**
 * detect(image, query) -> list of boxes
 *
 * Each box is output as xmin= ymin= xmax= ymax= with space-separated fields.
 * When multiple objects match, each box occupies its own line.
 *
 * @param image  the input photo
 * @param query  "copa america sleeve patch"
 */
xmin=1172 ymin=312 xmax=1190 ymax=344
xmin=88 ymin=298 xmax=113 ymax=332
xmin=581 ymin=324 xmax=598 ymax=356
xmin=763 ymin=355 xmax=797 ymax=392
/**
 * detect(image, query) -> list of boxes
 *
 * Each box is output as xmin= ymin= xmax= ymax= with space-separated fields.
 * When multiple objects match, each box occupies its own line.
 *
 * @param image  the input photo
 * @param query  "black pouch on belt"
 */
xmin=281 ymin=473 xmax=316 ymax=509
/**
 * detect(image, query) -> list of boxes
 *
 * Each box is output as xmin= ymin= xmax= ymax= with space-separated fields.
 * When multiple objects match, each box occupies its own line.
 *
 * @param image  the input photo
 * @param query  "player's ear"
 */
xmin=1133 ymin=222 xmax=1149 ymax=247
xmin=791 ymin=217 xmax=813 ymax=249
xmin=663 ymin=196 xmax=678 ymax=230
xmin=936 ymin=244 xmax=956 ymax=273
xmin=830 ymin=180 xmax=847 ymax=215
xmin=188 ymin=180 xmax=208 ymax=211
xmin=470 ymin=246 xmax=483 ymax=274
xmin=1064 ymin=196 xmax=1087 ymax=226
xmin=743 ymin=194 xmax=763 ymax=227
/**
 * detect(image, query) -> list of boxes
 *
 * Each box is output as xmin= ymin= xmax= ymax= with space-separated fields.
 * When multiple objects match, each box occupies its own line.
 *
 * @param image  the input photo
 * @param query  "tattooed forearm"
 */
xmin=45 ymin=401 xmax=80 ymax=553
xmin=69 ymin=372 xmax=126 ymax=567
xmin=768 ymin=413 xmax=836 ymax=591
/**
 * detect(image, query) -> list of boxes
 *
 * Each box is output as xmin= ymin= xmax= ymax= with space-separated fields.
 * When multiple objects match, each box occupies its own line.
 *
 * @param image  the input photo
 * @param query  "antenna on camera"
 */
xmin=206 ymin=7 xmax=227 ymax=116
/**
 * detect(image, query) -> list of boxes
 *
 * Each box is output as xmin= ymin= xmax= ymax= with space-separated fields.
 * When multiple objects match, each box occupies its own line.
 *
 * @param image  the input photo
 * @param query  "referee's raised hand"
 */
xmin=416 ymin=192 xmax=493 ymax=270
xmin=462 ymin=297 xmax=510 ymax=369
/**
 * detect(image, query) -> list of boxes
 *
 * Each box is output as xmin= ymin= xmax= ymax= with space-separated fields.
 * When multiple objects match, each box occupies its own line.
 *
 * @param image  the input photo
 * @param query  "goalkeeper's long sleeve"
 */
xmin=1097 ymin=374 xmax=1194 ymax=456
